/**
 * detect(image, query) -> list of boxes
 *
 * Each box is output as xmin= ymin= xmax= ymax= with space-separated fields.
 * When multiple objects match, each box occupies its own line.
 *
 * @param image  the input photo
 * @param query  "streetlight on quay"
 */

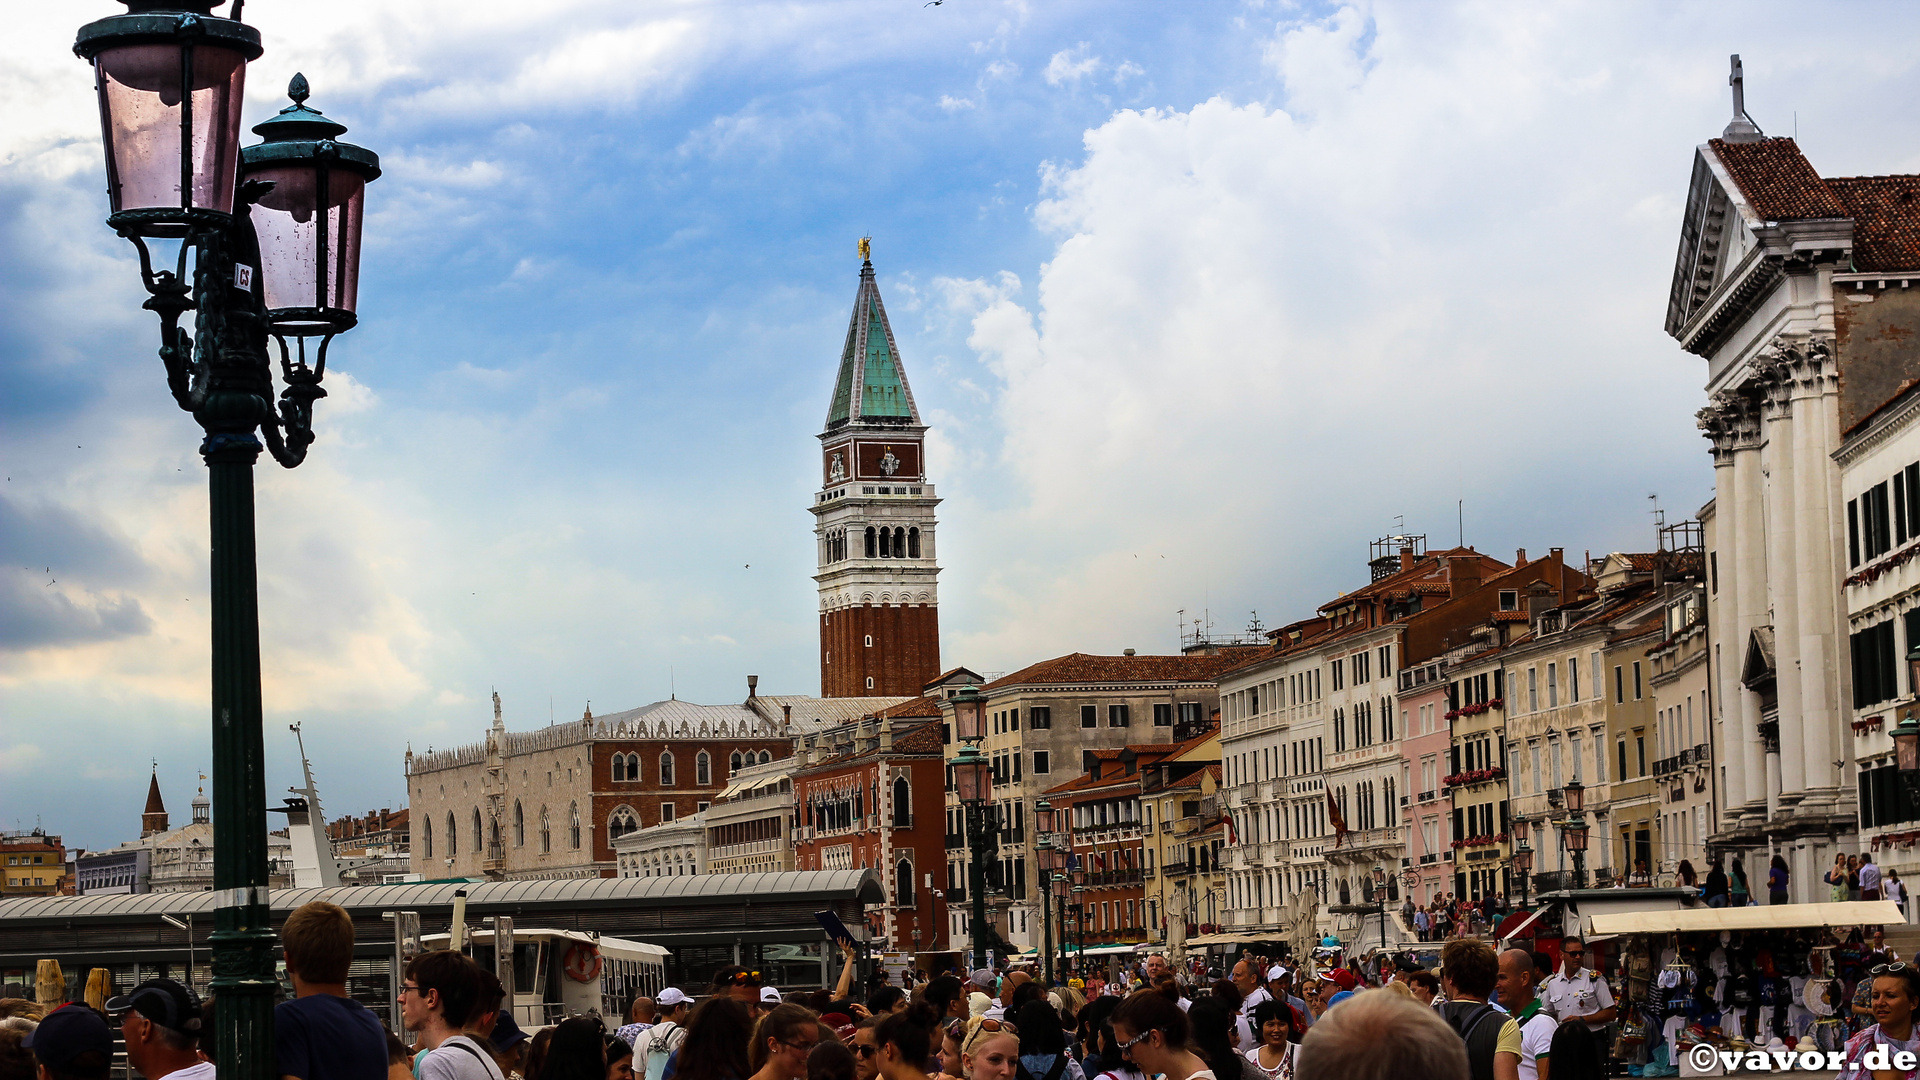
xmin=950 ymin=686 xmax=999 ymax=970
xmin=1511 ymin=816 xmax=1535 ymax=910
xmin=1561 ymin=782 xmax=1590 ymax=889
xmin=71 ymin=2 xmax=378 ymax=1076
xmin=1034 ymin=799 xmax=1061 ymax=986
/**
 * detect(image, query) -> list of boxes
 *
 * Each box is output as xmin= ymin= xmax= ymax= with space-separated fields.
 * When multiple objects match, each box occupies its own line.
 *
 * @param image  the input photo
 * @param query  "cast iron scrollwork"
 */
xmin=115 ymin=182 xmax=327 ymax=469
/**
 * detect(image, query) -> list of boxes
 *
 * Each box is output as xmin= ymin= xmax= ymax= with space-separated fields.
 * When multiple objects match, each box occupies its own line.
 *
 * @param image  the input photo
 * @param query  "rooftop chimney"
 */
xmin=1400 ymin=545 xmax=1415 ymax=572
xmin=782 ymin=704 xmax=792 ymax=730
xmin=1448 ymin=554 xmax=1483 ymax=598
xmin=1124 ymin=648 xmax=1136 ymax=656
xmin=747 ymin=674 xmax=759 ymax=699
xmin=1516 ymin=548 xmax=1527 ymax=564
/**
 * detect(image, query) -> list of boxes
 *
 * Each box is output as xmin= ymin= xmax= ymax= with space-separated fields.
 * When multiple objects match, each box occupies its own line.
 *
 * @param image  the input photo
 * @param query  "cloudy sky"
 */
xmin=6 ymin=0 xmax=1920 ymax=850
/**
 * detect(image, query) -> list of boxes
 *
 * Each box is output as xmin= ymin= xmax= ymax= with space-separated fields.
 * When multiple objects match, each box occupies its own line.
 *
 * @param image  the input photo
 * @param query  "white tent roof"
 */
xmin=1587 ymin=900 xmax=1904 ymax=935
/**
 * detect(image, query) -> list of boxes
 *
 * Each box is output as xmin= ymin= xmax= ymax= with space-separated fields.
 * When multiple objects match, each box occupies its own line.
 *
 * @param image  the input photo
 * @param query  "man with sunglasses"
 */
xmin=1540 ymin=938 xmax=1614 ymax=1071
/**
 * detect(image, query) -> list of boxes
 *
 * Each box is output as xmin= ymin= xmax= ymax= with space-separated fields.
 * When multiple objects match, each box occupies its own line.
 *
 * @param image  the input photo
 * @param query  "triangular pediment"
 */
xmin=1741 ymin=624 xmax=1776 ymax=689
xmin=1666 ymin=151 xmax=1745 ymax=337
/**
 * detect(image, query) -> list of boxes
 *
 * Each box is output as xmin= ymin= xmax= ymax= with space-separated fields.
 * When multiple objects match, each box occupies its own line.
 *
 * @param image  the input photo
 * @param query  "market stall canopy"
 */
xmin=1588 ymin=900 xmax=1904 ymax=935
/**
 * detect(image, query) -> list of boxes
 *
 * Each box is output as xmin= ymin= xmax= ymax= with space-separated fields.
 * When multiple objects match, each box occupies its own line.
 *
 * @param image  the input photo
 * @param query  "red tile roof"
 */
xmin=987 ymin=652 xmax=1255 ymax=689
xmin=1711 ymin=138 xmax=1848 ymax=220
xmin=1830 ymin=176 xmax=1920 ymax=272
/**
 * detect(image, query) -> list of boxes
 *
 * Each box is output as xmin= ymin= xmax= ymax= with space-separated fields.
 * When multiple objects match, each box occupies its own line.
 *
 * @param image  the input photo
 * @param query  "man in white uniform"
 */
xmin=1540 ymin=938 xmax=1615 ymax=1069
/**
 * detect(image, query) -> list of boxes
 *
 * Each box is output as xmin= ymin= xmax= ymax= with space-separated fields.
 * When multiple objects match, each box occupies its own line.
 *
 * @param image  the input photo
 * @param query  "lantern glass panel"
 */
xmin=1513 ymin=847 xmax=1533 ymax=872
xmin=953 ymin=692 xmax=985 ymax=741
xmin=1036 ymin=804 xmax=1056 ymax=835
xmin=1564 ymin=823 xmax=1589 ymax=853
xmin=1563 ymin=783 xmax=1584 ymax=812
xmin=248 ymin=164 xmax=366 ymax=330
xmin=954 ymin=755 xmax=989 ymax=804
xmin=95 ymin=44 xmax=248 ymax=231
xmin=1898 ymin=726 xmax=1920 ymax=774
xmin=1511 ymin=818 xmax=1529 ymax=843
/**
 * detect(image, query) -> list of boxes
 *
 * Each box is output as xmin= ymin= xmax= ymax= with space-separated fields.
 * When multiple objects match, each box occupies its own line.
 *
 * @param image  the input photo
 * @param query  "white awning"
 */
xmin=1587 ymin=900 xmax=1904 ymax=936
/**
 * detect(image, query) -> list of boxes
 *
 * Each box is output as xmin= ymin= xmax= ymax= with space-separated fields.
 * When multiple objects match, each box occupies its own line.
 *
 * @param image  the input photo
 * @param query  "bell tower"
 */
xmin=814 ymin=243 xmax=942 ymax=697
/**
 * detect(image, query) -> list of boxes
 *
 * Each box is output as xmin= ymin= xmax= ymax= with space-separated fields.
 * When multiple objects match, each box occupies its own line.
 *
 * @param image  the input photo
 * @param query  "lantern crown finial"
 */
xmin=250 ymin=76 xmax=350 ymax=142
xmin=288 ymin=72 xmax=310 ymax=105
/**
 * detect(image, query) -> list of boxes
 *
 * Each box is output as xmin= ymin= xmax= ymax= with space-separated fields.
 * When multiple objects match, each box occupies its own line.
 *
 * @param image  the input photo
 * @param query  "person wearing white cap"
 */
xmin=1265 ymin=966 xmax=1312 ymax=1029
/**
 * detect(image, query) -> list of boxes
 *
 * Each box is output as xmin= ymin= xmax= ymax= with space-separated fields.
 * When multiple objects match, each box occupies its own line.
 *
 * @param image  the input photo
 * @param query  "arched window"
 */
xmin=472 ymin=809 xmax=484 ymax=853
xmin=423 ymin=817 xmax=433 ymax=858
xmin=758 ymin=750 xmax=772 ymax=765
xmin=892 ymin=856 xmax=916 ymax=907
xmin=659 ymin=752 xmax=675 ymax=787
xmin=628 ymin=752 xmax=641 ymax=780
xmin=539 ymin=806 xmax=551 ymax=853
xmin=569 ymin=802 xmax=582 ymax=849
xmin=893 ymin=528 xmax=906 ymax=558
xmin=613 ymin=754 xmax=626 ymax=782
xmin=908 ymin=528 xmax=920 ymax=558
xmin=730 ymin=751 xmax=743 ymax=774
xmin=892 ymin=776 xmax=911 ymax=826
xmin=488 ymin=815 xmax=501 ymax=857
xmin=696 ymin=752 xmax=711 ymax=785
xmin=865 ymin=527 xmax=876 ymax=558
xmin=609 ymin=806 xmax=639 ymax=841
xmin=513 ymin=801 xmax=525 ymax=847
xmin=446 ymin=812 xmax=457 ymax=857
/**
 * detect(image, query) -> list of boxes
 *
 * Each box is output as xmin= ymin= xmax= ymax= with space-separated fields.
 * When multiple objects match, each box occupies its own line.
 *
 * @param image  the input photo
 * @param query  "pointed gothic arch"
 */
xmin=613 ymin=754 xmax=627 ymax=782
xmin=895 ymin=855 xmax=915 ymax=907
xmin=696 ymin=751 xmax=711 ymax=785
xmin=892 ymin=776 xmax=911 ymax=827
xmin=608 ymin=805 xmax=639 ymax=841
xmin=539 ymin=806 xmax=551 ymax=853
xmin=659 ymin=752 xmax=676 ymax=787
xmin=730 ymin=751 xmax=744 ymax=774
xmin=446 ymin=812 xmax=457 ymax=857
xmin=568 ymin=802 xmax=582 ymax=850
xmin=513 ymin=800 xmax=525 ymax=847
xmin=423 ymin=816 xmax=433 ymax=859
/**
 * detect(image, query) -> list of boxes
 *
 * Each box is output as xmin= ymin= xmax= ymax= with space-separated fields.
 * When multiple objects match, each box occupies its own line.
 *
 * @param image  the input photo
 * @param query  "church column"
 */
xmin=1760 ymin=361 xmax=1806 ymax=812
xmin=1699 ymin=401 xmax=1751 ymax=817
xmin=1729 ymin=393 xmax=1771 ymax=829
xmin=1789 ymin=340 xmax=1843 ymax=816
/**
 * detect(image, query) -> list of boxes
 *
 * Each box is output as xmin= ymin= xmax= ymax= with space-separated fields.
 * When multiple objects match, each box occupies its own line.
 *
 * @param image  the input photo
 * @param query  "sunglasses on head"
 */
xmin=727 ymin=971 xmax=764 ymax=986
xmin=1873 ymin=962 xmax=1912 ymax=975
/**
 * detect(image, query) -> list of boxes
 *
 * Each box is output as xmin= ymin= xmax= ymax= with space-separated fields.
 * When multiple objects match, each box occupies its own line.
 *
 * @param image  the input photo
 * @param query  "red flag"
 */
xmin=1327 ymin=789 xmax=1349 ymax=848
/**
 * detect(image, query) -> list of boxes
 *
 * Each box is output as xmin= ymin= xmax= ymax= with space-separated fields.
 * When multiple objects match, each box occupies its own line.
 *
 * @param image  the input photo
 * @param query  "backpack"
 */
xmin=643 ymin=1021 xmax=686 ymax=1080
xmin=1443 ymin=1003 xmax=1504 ymax=1080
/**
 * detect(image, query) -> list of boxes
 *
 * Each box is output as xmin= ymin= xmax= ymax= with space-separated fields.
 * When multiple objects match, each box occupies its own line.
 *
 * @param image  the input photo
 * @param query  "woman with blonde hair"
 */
xmin=957 ymin=1017 xmax=1018 ymax=1080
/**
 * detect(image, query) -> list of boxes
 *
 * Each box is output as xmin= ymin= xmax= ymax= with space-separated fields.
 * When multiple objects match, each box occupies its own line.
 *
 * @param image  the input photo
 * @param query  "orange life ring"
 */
xmin=563 ymin=942 xmax=602 ymax=983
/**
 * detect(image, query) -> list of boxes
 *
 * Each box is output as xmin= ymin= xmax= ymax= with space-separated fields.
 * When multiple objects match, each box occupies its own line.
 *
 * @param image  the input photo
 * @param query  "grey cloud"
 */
xmin=0 ymin=495 xmax=156 ymax=650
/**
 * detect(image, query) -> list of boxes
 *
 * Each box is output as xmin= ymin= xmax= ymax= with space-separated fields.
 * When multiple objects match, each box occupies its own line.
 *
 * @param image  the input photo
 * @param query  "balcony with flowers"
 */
xmin=1442 ymin=767 xmax=1507 ymax=792
xmin=1449 ymin=832 xmax=1509 ymax=851
xmin=1443 ymin=698 xmax=1505 ymax=722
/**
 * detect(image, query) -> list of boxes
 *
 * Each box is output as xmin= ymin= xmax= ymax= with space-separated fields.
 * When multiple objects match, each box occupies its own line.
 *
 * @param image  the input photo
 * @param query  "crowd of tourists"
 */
xmin=9 ymin=911 xmax=1920 ymax=1080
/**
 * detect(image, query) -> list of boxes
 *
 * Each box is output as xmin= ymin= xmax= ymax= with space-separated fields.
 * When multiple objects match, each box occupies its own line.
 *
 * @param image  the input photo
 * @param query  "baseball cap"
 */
xmin=1265 ymin=965 xmax=1288 ymax=982
xmin=105 ymin=978 xmax=202 ymax=1036
xmin=969 ymin=969 xmax=995 ymax=989
xmin=759 ymin=986 xmax=783 ymax=1004
xmin=25 ymin=1004 xmax=113 ymax=1071
xmin=822 ymin=1013 xmax=856 ymax=1041
xmin=657 ymin=988 xmax=692 ymax=1008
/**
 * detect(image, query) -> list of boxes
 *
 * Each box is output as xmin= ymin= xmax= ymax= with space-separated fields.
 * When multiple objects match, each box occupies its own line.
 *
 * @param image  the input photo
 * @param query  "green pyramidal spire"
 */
xmin=826 ymin=256 xmax=920 ymax=429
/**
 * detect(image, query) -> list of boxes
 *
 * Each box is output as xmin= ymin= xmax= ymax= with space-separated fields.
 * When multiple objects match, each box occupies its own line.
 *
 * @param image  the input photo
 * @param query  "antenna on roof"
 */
xmin=1724 ymin=54 xmax=1764 ymax=143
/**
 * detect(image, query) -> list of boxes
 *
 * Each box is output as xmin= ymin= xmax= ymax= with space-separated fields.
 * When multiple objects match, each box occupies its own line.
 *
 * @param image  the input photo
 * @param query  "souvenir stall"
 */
xmin=1584 ymin=901 xmax=1905 ymax=1076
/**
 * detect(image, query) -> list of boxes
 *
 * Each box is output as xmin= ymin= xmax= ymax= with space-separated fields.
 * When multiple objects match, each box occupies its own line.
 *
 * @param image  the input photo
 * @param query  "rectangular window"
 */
xmin=1154 ymin=703 xmax=1174 ymax=727
xmin=1867 ymin=481 xmax=1895 ymax=560
xmin=1636 ymin=733 xmax=1647 ymax=776
xmin=1081 ymin=705 xmax=1097 ymax=728
xmin=1633 ymin=661 xmax=1643 ymax=700
xmin=1614 ymin=666 xmax=1625 ymax=704
xmin=1569 ymin=657 xmax=1580 ymax=702
xmin=1500 ymin=590 xmax=1518 ymax=611
xmin=1179 ymin=702 xmax=1203 ymax=726
xmin=1109 ymin=704 xmax=1131 ymax=727
xmin=1851 ymin=498 xmax=1863 ymax=567
xmin=1593 ymin=727 xmax=1608 ymax=783
xmin=1548 ymin=663 xmax=1558 ymax=708
xmin=1528 ymin=668 xmax=1538 ymax=712
xmin=1710 ymin=550 xmax=1719 ymax=594
xmin=1618 ymin=738 xmax=1629 ymax=784
xmin=1030 ymin=706 xmax=1051 ymax=729
xmin=1332 ymin=660 xmax=1345 ymax=691
xmin=1569 ymin=732 xmax=1583 ymax=782
xmin=1854 ymin=620 xmax=1902 ymax=708
xmin=1009 ymin=708 xmax=1020 ymax=731
xmin=660 ymin=803 xmax=675 ymax=823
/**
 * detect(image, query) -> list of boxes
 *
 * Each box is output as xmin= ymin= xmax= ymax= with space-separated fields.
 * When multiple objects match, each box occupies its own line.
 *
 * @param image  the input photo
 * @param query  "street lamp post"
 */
xmin=951 ymin=687 xmax=996 ymax=969
xmin=1071 ymin=871 xmax=1087 ymax=973
xmin=1052 ymin=872 xmax=1070 ymax=980
xmin=1562 ymin=782 xmax=1589 ymax=890
xmin=1892 ymin=646 xmax=1920 ymax=811
xmin=1371 ymin=866 xmax=1388 ymax=954
xmin=1035 ymin=800 xmax=1058 ymax=986
xmin=72 ymin=6 xmax=376 ymax=1079
xmin=1511 ymin=817 xmax=1534 ymax=910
